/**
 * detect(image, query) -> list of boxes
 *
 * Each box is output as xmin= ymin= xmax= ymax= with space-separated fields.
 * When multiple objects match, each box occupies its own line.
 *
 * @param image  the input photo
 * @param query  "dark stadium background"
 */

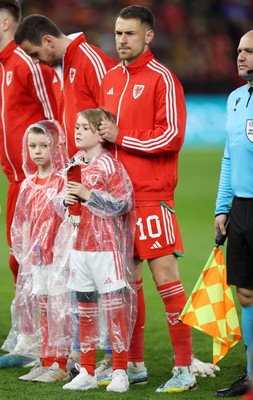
xmin=20 ymin=0 xmax=251 ymax=94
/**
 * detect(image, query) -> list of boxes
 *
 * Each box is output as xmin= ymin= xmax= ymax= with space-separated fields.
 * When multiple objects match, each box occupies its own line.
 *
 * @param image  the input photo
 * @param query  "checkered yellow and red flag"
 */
xmin=180 ymin=247 xmax=242 ymax=364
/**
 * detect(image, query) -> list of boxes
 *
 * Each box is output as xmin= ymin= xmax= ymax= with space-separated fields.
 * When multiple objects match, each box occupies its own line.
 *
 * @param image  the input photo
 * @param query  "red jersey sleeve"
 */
xmin=116 ymin=72 xmax=186 ymax=155
xmin=24 ymin=63 xmax=58 ymax=120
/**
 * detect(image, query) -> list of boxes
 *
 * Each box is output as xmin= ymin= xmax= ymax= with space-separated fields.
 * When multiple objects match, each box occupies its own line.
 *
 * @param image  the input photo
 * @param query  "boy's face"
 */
xmin=74 ymin=115 xmax=100 ymax=151
xmin=20 ymin=38 xmax=61 ymax=67
xmin=27 ymin=132 xmax=51 ymax=168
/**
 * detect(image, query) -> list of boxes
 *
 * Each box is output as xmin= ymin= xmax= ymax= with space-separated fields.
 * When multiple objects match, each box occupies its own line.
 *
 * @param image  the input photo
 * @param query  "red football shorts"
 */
xmin=134 ymin=200 xmax=184 ymax=260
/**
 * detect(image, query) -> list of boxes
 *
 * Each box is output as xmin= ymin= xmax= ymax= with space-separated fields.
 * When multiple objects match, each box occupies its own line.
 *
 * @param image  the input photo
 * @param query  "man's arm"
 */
xmin=99 ymin=70 xmax=186 ymax=155
xmin=25 ymin=61 xmax=58 ymax=120
xmin=214 ymin=142 xmax=233 ymax=236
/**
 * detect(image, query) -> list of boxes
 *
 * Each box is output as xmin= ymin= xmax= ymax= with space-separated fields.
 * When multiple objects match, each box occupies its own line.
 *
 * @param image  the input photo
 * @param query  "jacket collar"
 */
xmin=65 ymin=32 xmax=86 ymax=59
xmin=0 ymin=40 xmax=18 ymax=61
xmin=121 ymin=48 xmax=154 ymax=73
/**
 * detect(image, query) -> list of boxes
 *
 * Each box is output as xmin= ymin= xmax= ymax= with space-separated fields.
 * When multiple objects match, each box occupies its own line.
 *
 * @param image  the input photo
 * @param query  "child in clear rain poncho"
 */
xmin=62 ymin=108 xmax=136 ymax=393
xmin=2 ymin=120 xmax=74 ymax=383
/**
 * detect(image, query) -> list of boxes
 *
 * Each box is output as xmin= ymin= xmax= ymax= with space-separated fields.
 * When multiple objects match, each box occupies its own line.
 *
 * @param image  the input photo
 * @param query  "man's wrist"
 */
xmin=215 ymin=212 xmax=229 ymax=218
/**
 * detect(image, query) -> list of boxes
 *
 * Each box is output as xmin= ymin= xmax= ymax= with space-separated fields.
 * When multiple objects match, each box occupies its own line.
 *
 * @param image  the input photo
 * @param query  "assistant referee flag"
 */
xmin=180 ymin=247 xmax=242 ymax=364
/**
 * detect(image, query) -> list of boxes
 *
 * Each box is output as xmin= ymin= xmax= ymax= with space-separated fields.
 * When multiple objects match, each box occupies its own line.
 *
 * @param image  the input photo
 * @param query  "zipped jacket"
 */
xmin=0 ymin=40 xmax=58 ymax=182
xmin=55 ymin=33 xmax=116 ymax=157
xmin=100 ymin=49 xmax=186 ymax=201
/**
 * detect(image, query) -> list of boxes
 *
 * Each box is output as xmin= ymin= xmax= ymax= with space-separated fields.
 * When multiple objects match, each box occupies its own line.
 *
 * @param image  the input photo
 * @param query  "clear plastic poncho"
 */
xmin=2 ymin=120 xmax=74 ymax=359
xmin=57 ymin=148 xmax=137 ymax=355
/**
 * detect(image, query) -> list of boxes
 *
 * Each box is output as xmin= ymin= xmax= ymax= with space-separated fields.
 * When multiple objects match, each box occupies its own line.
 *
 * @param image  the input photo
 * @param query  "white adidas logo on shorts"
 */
xmin=150 ymin=241 xmax=162 ymax=249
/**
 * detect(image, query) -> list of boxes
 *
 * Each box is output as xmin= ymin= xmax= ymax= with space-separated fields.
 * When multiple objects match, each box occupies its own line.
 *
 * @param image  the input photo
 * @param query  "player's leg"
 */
xmin=18 ymin=296 xmax=50 ymax=381
xmin=0 ymin=182 xmax=35 ymax=368
xmin=240 ymin=293 xmax=253 ymax=385
xmin=148 ymin=254 xmax=197 ymax=393
xmin=94 ymin=337 xmax=113 ymax=381
xmin=21 ymin=294 xmax=70 ymax=383
xmin=126 ymin=259 xmax=148 ymax=383
xmin=134 ymin=200 xmax=196 ymax=392
xmin=215 ymin=197 xmax=253 ymax=397
xmin=100 ymin=289 xmax=129 ymax=393
xmin=63 ymin=290 xmax=99 ymax=391
xmin=6 ymin=181 xmax=21 ymax=284
xmin=98 ymin=251 xmax=132 ymax=393
xmin=67 ymin=292 xmax=80 ymax=373
xmin=96 ymin=258 xmax=147 ymax=386
xmin=64 ymin=250 xmax=100 ymax=390
xmin=98 ymin=259 xmax=146 ymax=386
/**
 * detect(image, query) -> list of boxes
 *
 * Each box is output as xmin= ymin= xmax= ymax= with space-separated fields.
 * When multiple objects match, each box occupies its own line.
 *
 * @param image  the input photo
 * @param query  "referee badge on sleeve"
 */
xmin=246 ymin=119 xmax=253 ymax=142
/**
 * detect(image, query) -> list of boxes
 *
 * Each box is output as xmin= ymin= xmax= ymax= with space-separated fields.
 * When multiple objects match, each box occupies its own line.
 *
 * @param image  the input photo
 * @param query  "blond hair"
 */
xmin=77 ymin=107 xmax=116 ymax=133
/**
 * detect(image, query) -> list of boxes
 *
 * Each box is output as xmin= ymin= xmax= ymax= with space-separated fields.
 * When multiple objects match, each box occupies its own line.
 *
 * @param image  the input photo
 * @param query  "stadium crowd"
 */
xmin=20 ymin=0 xmax=253 ymax=93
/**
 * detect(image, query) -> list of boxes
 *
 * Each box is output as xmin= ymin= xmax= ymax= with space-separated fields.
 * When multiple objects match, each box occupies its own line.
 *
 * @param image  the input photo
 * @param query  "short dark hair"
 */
xmin=14 ymin=14 xmax=62 ymax=45
xmin=0 ymin=0 xmax=21 ymax=23
xmin=116 ymin=5 xmax=155 ymax=30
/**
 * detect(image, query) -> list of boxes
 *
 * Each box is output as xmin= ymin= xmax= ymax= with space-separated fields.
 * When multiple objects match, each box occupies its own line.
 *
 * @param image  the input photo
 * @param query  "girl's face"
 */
xmin=27 ymin=132 xmax=51 ymax=169
xmin=74 ymin=115 xmax=100 ymax=151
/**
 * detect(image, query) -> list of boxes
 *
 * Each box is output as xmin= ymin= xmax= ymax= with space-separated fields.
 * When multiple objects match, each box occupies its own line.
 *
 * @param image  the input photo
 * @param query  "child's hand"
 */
xmin=64 ymin=192 xmax=78 ymax=206
xmin=67 ymin=181 xmax=90 ymax=202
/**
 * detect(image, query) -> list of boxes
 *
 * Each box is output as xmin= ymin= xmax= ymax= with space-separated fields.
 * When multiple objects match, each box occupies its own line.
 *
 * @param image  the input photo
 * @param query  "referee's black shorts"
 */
xmin=227 ymin=196 xmax=253 ymax=288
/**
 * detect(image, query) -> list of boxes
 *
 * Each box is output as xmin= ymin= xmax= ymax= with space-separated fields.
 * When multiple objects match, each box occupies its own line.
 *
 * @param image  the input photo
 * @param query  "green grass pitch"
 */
xmin=0 ymin=148 xmax=245 ymax=400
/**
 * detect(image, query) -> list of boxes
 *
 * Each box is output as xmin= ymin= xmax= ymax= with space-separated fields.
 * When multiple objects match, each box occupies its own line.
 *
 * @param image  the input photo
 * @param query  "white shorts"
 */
xmin=31 ymin=264 xmax=70 ymax=296
xmin=67 ymin=250 xmax=127 ymax=294
xmin=31 ymin=264 xmax=53 ymax=296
